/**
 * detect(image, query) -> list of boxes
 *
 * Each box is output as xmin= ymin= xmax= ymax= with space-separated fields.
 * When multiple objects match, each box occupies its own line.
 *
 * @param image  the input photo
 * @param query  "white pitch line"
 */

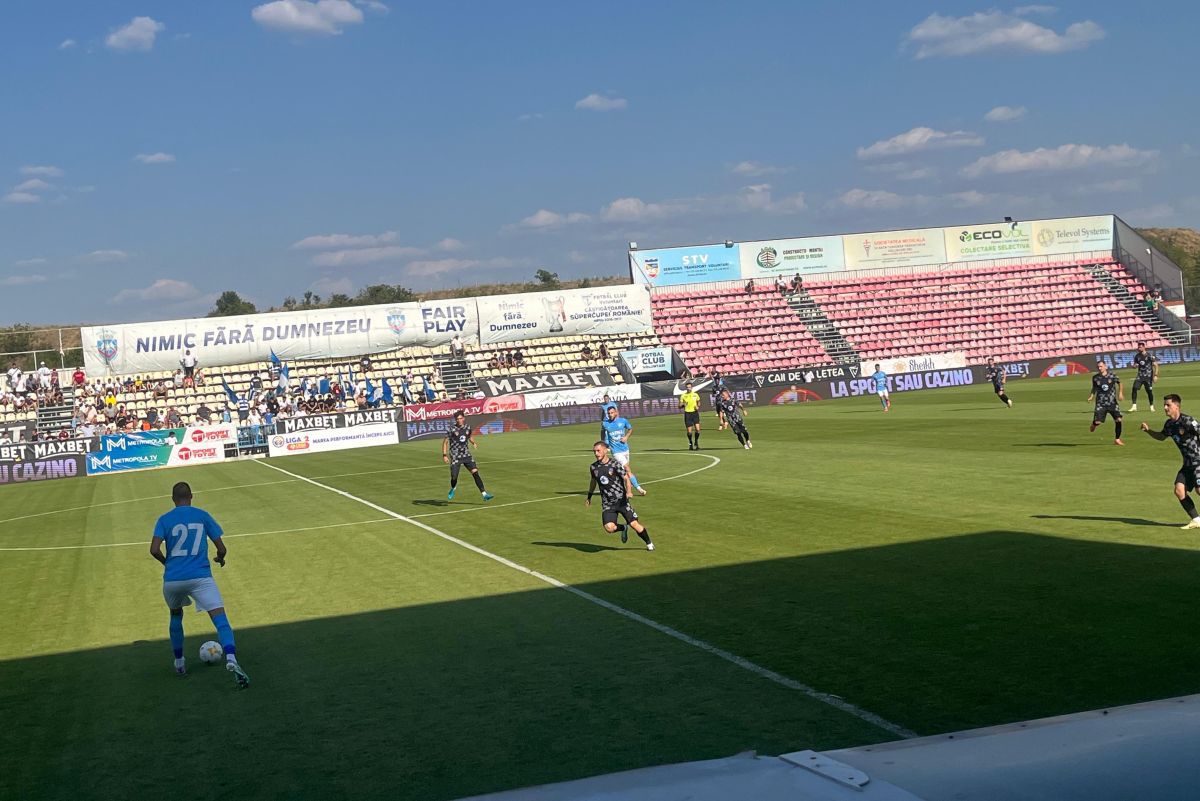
xmin=0 ymin=518 xmax=398 ymax=552
xmin=256 ymin=457 xmax=918 ymax=740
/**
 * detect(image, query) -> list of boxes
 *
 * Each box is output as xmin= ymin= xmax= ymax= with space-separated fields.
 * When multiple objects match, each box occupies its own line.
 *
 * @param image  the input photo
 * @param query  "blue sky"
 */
xmin=1 ymin=1 xmax=1196 ymax=324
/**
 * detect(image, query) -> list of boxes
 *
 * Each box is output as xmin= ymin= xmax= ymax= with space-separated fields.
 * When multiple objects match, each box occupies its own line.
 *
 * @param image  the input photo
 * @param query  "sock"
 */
xmin=1148 ymin=388 xmax=1155 ymax=406
xmin=614 ymin=523 xmax=626 ymax=533
xmin=473 ymin=472 xmax=486 ymax=492
xmin=449 ymin=479 xmax=458 ymax=489
xmin=634 ymin=526 xmax=651 ymax=545
xmin=742 ymin=430 xmax=751 ymax=443
xmin=998 ymin=392 xmax=1010 ymax=404
xmin=210 ymin=612 xmax=236 ymax=657
xmin=1181 ymin=496 xmax=1198 ymax=519
xmin=694 ymin=432 xmax=700 ymax=447
xmin=880 ymin=397 xmax=887 ymax=409
xmin=169 ymin=613 xmax=184 ymax=659
xmin=1115 ymin=420 xmax=1123 ymax=439
xmin=686 ymin=432 xmax=693 ymax=445
xmin=629 ymin=473 xmax=642 ymax=490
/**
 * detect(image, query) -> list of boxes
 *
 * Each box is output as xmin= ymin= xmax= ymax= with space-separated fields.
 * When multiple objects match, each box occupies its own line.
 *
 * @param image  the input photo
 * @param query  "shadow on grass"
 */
xmin=412 ymin=498 xmax=450 ymax=507
xmin=6 ymin=531 xmax=1200 ymax=800
xmin=1031 ymin=514 xmax=1175 ymax=527
xmin=531 ymin=540 xmax=631 ymax=553
xmin=1012 ymin=443 xmax=1080 ymax=447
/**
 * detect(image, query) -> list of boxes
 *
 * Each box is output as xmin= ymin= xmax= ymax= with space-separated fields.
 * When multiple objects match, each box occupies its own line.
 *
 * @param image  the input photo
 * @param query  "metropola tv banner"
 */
xmin=632 ymin=214 xmax=1116 ymax=286
xmin=86 ymin=429 xmax=226 ymax=475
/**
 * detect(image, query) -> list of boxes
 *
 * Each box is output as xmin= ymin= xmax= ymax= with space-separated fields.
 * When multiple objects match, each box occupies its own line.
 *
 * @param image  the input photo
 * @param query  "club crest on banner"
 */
xmin=386 ymin=308 xmax=408 ymax=336
xmin=96 ymin=329 xmax=119 ymax=362
xmin=644 ymin=258 xmax=660 ymax=279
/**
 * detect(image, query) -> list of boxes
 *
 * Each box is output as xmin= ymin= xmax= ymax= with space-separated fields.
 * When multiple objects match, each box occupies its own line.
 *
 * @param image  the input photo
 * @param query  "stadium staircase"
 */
xmin=1085 ymin=263 xmax=1189 ymax=345
xmin=785 ymin=288 xmax=859 ymax=365
xmin=35 ymin=387 xmax=76 ymax=435
xmin=434 ymin=356 xmax=479 ymax=396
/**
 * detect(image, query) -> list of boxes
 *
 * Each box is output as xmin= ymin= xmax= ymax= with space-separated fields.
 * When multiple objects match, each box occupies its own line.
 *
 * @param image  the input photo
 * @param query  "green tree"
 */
xmin=281 ymin=296 xmax=298 ymax=311
xmin=0 ymin=324 xmax=36 ymax=370
xmin=208 ymin=291 xmax=258 ymax=318
xmin=327 ymin=293 xmax=353 ymax=308
xmin=301 ymin=290 xmax=321 ymax=309
xmin=353 ymin=284 xmax=417 ymax=306
xmin=534 ymin=269 xmax=560 ymax=289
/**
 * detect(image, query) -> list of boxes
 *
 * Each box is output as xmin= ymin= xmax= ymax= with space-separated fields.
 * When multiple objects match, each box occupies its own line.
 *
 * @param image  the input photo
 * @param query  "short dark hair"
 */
xmin=172 ymin=482 xmax=192 ymax=502
xmin=1165 ymin=394 xmax=1182 ymax=405
xmin=1138 ymin=341 xmax=1146 ymax=347
xmin=453 ymin=411 xmax=465 ymax=420
xmin=594 ymin=440 xmax=608 ymax=449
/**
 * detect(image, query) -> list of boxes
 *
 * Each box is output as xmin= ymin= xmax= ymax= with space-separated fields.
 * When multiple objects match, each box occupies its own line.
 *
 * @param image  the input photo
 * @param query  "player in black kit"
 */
xmin=1128 ymin=342 xmax=1159 ymax=412
xmin=716 ymin=388 xmax=752 ymax=449
xmin=1141 ymin=394 xmax=1200 ymax=529
xmin=442 ymin=411 xmax=494 ymax=501
xmin=985 ymin=357 xmax=1012 ymax=407
xmin=1087 ymin=361 xmax=1125 ymax=446
xmin=586 ymin=441 xmax=654 ymax=551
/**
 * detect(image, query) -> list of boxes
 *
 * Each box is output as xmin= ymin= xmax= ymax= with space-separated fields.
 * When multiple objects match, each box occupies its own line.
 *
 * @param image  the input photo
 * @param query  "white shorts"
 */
xmin=877 ymin=389 xmax=889 ymax=398
xmin=163 ymin=576 xmax=224 ymax=612
xmin=612 ymin=450 xmax=630 ymax=467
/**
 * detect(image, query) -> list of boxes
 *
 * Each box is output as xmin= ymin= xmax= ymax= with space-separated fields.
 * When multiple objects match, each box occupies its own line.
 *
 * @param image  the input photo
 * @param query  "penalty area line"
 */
xmin=256 ymin=458 xmax=918 ymax=740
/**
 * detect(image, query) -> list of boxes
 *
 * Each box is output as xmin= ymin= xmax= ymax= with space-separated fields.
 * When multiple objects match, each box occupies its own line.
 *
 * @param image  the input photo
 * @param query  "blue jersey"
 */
xmin=599 ymin=401 xmax=618 ymax=419
xmin=154 ymin=506 xmax=224 ymax=582
xmin=872 ymin=371 xmax=888 ymax=393
xmin=602 ymin=417 xmax=632 ymax=454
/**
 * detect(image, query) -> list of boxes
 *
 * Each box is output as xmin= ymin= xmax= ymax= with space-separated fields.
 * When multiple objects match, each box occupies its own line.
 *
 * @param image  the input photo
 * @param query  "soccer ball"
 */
xmin=198 ymin=641 xmax=224 ymax=664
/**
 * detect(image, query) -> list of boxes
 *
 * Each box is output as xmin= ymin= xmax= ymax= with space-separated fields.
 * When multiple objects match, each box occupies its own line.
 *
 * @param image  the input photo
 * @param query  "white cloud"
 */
xmin=308 ymin=276 xmax=354 ymax=297
xmin=2 ymin=192 xmax=41 ymax=204
xmin=858 ymin=126 xmax=983 ymax=159
xmin=961 ymin=143 xmax=1157 ymax=177
xmin=600 ymin=197 xmax=668 ymax=222
xmin=906 ymin=10 xmax=1104 ymax=59
xmin=867 ymin=162 xmax=937 ymax=181
xmin=1014 ymin=5 xmax=1058 ymax=15
xmin=14 ymin=258 xmax=48 ymax=268
xmin=59 ymin=39 xmax=77 ymax=50
xmin=355 ymin=0 xmax=389 ymax=12
xmin=736 ymin=184 xmax=806 ymax=213
xmin=21 ymin=165 xmax=63 ymax=177
xmin=985 ymin=105 xmax=1028 ymax=122
xmin=947 ymin=190 xmax=991 ymax=207
xmin=436 ymin=237 xmax=465 ymax=251
xmin=106 ymin=16 xmax=166 ymax=51
xmin=405 ymin=257 xmax=517 ymax=278
xmin=134 ymin=152 xmax=175 ymax=164
xmin=731 ymin=161 xmax=787 ymax=177
xmin=839 ymin=188 xmax=909 ymax=210
xmin=252 ymin=0 xmax=364 ymax=35
xmin=0 ymin=275 xmax=49 ymax=287
xmin=516 ymin=209 xmax=591 ymax=229
xmin=311 ymin=245 xmax=424 ymax=267
xmin=13 ymin=178 xmax=52 ymax=192
xmin=291 ymin=231 xmax=398 ymax=250
xmin=86 ymin=249 xmax=129 ymax=262
xmin=112 ymin=279 xmax=199 ymax=303
xmin=575 ymin=93 xmax=627 ymax=112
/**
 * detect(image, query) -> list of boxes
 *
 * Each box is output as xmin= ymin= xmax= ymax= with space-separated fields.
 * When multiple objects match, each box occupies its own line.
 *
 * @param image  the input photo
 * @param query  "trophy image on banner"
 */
xmin=543 ymin=296 xmax=566 ymax=333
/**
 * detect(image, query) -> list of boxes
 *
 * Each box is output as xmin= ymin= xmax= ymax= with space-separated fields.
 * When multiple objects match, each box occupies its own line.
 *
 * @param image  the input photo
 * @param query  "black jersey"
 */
xmin=985 ymin=363 xmax=1004 ymax=388
xmin=716 ymin=397 xmax=744 ymax=426
xmin=1163 ymin=414 xmax=1200 ymax=465
xmin=445 ymin=424 xmax=473 ymax=463
xmin=1134 ymin=352 xmax=1157 ymax=381
xmin=590 ymin=458 xmax=629 ymax=510
xmin=1091 ymin=373 xmax=1120 ymax=407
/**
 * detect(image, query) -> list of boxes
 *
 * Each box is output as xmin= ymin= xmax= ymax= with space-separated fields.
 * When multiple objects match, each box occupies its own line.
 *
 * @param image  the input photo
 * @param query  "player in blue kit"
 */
xmin=601 ymin=404 xmax=647 ymax=496
xmin=598 ymin=393 xmax=618 ymax=441
xmin=872 ymin=364 xmax=891 ymax=412
xmin=150 ymin=482 xmax=249 ymax=688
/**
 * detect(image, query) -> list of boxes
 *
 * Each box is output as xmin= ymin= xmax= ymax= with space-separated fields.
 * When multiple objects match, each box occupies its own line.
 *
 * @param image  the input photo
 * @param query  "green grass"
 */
xmin=5 ymin=366 xmax=1200 ymax=800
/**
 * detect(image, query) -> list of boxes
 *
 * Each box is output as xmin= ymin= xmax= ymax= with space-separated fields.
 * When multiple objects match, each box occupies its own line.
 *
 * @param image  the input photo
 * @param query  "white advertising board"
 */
xmin=865 ymin=352 xmax=968 ymax=376
xmin=739 ymin=236 xmax=846 ymax=278
xmin=521 ymin=384 xmax=643 ymax=410
xmin=476 ymin=285 xmax=652 ymax=345
xmin=268 ymin=410 xmax=400 ymax=457
xmin=843 ymin=228 xmax=947 ymax=270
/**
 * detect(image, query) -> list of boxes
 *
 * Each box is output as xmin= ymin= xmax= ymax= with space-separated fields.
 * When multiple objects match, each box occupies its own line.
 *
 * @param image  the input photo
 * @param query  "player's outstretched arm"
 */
xmin=1142 ymin=422 xmax=1168 ymax=439
xmin=214 ymin=539 xmax=227 ymax=567
xmin=585 ymin=477 xmax=597 ymax=507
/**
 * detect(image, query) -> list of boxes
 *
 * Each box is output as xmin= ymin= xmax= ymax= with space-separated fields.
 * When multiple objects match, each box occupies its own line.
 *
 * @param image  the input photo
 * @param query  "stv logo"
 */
xmin=96 ymin=329 xmax=119 ymax=362
xmin=386 ymin=308 xmax=408 ymax=336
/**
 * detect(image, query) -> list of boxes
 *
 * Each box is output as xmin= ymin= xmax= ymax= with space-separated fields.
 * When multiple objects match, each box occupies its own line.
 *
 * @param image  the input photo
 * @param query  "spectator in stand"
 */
xmin=775 ymin=275 xmax=787 ymax=295
xmin=791 ymin=273 xmax=803 ymax=294
xmin=514 ymin=348 xmax=524 ymax=367
xmin=115 ymin=405 xmax=131 ymax=431
xmin=172 ymin=369 xmax=184 ymax=390
xmin=581 ymin=343 xmax=593 ymax=360
xmin=450 ymin=334 xmax=465 ymax=359
xmin=72 ymin=367 xmax=85 ymax=389
xmin=194 ymin=368 xmax=206 ymax=387
xmin=6 ymin=362 xmax=21 ymax=392
xmin=745 ymin=279 xmax=755 ymax=296
xmin=37 ymin=361 xmax=52 ymax=385
xmin=598 ymin=343 xmax=609 ymax=361
xmin=146 ymin=407 xmax=160 ymax=426
xmin=197 ymin=403 xmax=212 ymax=423
xmin=166 ymin=406 xmax=183 ymax=428
xmin=180 ymin=349 xmax=198 ymax=386
xmin=154 ymin=381 xmax=169 ymax=401
xmin=1147 ymin=286 xmax=1163 ymax=313
xmin=360 ymin=355 xmax=372 ymax=374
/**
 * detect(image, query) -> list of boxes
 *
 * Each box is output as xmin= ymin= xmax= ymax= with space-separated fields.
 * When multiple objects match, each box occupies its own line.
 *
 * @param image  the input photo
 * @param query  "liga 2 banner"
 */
xmin=475 ymin=285 xmax=653 ymax=345
xmin=269 ymin=409 xmax=400 ymax=457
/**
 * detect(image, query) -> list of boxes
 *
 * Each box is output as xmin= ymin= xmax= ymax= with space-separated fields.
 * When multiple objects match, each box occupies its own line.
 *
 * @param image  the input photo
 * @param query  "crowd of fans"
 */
xmin=2 ymin=361 xmax=65 ymax=415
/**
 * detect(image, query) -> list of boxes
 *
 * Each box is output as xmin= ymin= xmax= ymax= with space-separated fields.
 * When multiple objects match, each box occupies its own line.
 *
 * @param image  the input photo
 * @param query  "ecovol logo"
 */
xmin=959 ymin=227 xmax=1028 ymax=242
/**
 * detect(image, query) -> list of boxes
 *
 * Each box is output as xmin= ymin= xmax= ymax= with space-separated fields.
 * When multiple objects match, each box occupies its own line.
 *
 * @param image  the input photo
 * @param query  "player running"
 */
xmin=1129 ymin=342 xmax=1159 ymax=412
xmin=149 ymin=481 xmax=250 ymax=688
xmin=871 ymin=364 xmax=890 ymax=411
xmin=1088 ymin=361 xmax=1125 ymax=446
xmin=679 ymin=381 xmax=702 ymax=450
xmin=601 ymin=404 xmax=647 ymax=495
xmin=598 ymin=393 xmax=618 ymax=441
xmin=716 ymin=388 xmax=752 ymax=449
xmin=442 ymin=411 xmax=494 ymax=501
xmin=985 ymin=357 xmax=1013 ymax=407
xmin=586 ymin=440 xmax=654 ymax=550
xmin=1141 ymin=394 xmax=1200 ymax=529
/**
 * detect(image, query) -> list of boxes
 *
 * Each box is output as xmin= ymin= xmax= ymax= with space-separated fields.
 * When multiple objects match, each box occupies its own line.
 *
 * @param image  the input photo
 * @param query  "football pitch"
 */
xmin=6 ymin=368 xmax=1200 ymax=800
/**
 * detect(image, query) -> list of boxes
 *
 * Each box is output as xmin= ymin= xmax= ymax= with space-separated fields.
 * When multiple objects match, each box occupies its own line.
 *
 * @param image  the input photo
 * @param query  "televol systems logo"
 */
xmin=756 ymin=247 xmax=779 ymax=269
xmin=386 ymin=308 xmax=408 ymax=336
xmin=96 ymin=329 xmax=119 ymax=362
xmin=1037 ymin=228 xmax=1056 ymax=248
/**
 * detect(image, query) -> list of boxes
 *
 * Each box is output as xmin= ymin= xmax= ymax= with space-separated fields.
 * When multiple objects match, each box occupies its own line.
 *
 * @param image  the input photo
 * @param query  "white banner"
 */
xmin=944 ymin=221 xmax=1034 ymax=262
xmin=863 ymin=352 xmax=968 ymax=376
xmin=522 ymin=383 xmax=643 ymax=410
xmin=182 ymin=423 xmax=239 ymax=447
xmin=268 ymin=410 xmax=400 ymax=457
xmin=739 ymin=235 xmax=846 ymax=278
xmin=1031 ymin=215 xmax=1114 ymax=256
xmin=620 ymin=347 xmax=675 ymax=376
xmin=476 ymin=285 xmax=652 ymax=345
xmin=843 ymin=227 xmax=947 ymax=270
xmin=82 ymin=300 xmax=477 ymax=375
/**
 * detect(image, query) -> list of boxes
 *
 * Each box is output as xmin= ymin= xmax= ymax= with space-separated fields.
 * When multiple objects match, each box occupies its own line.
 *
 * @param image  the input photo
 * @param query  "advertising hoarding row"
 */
xmin=632 ymin=215 xmax=1116 ymax=287
xmin=86 ymin=429 xmax=227 ymax=475
xmin=268 ymin=409 xmax=400 ymax=457
xmin=82 ymin=286 xmax=652 ymax=375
